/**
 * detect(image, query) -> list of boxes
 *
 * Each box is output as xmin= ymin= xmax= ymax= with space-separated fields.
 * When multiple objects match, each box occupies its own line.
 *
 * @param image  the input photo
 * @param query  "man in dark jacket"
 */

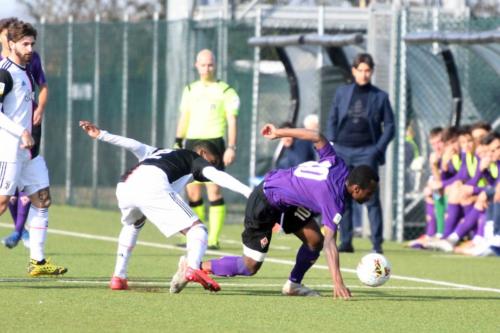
xmin=327 ymin=53 xmax=395 ymax=253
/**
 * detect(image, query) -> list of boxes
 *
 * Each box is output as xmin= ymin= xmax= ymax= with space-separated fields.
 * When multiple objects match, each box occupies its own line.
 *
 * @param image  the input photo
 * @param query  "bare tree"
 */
xmin=18 ymin=0 xmax=166 ymax=22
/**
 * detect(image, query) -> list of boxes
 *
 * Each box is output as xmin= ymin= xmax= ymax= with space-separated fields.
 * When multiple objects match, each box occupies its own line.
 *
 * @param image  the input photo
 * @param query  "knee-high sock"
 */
xmin=208 ymin=199 xmax=226 ymax=247
xmin=475 ymin=213 xmax=487 ymax=238
xmin=425 ymin=202 xmax=437 ymax=236
xmin=189 ymin=200 xmax=205 ymax=223
xmin=443 ymin=203 xmax=461 ymax=238
xmin=113 ymin=221 xmax=144 ymax=279
xmin=28 ymin=206 xmax=48 ymax=261
xmin=185 ymin=223 xmax=208 ymax=269
xmin=14 ymin=194 xmax=31 ymax=234
xmin=210 ymin=256 xmax=252 ymax=276
xmin=452 ymin=207 xmax=482 ymax=241
xmin=289 ymin=244 xmax=320 ymax=284
xmin=434 ymin=194 xmax=447 ymax=235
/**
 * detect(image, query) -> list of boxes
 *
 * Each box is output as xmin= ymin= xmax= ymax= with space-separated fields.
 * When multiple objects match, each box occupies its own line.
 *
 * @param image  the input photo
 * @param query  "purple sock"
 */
xmin=475 ymin=213 xmax=487 ymax=238
xmin=443 ymin=204 xmax=462 ymax=238
xmin=14 ymin=193 xmax=31 ymax=234
xmin=425 ymin=202 xmax=437 ymax=236
xmin=454 ymin=207 xmax=481 ymax=239
xmin=289 ymin=244 xmax=320 ymax=284
xmin=210 ymin=256 xmax=252 ymax=277
xmin=463 ymin=204 xmax=473 ymax=216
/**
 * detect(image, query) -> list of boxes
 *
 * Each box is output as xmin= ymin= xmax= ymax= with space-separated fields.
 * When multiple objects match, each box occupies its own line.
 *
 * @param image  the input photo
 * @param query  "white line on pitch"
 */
xmin=1 ymin=223 xmax=499 ymax=294
xmin=0 ymin=278 xmax=482 ymax=291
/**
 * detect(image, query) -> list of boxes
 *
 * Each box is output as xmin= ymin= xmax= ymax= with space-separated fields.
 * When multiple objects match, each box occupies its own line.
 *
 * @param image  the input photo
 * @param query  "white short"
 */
xmin=115 ymin=165 xmax=198 ymax=237
xmin=0 ymin=156 xmax=50 ymax=196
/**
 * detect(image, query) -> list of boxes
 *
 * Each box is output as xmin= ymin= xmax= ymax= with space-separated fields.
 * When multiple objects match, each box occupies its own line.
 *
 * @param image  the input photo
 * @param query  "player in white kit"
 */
xmin=79 ymin=120 xmax=251 ymax=292
xmin=0 ymin=21 xmax=66 ymax=276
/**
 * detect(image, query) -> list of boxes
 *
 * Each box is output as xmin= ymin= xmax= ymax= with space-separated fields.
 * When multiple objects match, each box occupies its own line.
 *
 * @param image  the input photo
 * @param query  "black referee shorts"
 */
xmin=242 ymin=182 xmax=314 ymax=254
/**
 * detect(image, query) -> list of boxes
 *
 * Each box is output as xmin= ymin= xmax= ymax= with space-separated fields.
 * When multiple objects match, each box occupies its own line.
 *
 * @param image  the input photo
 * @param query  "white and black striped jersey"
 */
xmin=96 ymin=130 xmax=251 ymax=198
xmin=0 ymin=57 xmax=36 ymax=162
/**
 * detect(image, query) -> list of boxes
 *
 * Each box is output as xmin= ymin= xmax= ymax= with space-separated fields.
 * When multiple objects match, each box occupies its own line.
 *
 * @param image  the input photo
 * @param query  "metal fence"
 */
xmin=394 ymin=9 xmax=500 ymax=240
xmin=33 ymin=7 xmax=500 ymax=240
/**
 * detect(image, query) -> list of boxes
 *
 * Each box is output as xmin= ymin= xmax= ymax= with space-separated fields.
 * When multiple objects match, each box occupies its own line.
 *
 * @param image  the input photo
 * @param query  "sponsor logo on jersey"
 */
xmin=333 ymin=213 xmax=342 ymax=225
xmin=260 ymin=237 xmax=269 ymax=249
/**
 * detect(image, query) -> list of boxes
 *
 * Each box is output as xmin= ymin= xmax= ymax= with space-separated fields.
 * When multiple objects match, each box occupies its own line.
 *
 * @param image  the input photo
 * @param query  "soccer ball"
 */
xmin=356 ymin=253 xmax=391 ymax=287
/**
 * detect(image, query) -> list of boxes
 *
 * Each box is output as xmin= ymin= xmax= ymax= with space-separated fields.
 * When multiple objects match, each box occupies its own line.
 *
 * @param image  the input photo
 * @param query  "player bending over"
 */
xmin=79 ymin=120 xmax=251 ymax=292
xmin=171 ymin=123 xmax=378 ymax=299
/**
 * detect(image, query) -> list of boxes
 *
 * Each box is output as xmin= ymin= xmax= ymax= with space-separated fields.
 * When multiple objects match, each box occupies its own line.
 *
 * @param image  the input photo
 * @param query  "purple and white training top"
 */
xmin=263 ymin=142 xmax=349 ymax=231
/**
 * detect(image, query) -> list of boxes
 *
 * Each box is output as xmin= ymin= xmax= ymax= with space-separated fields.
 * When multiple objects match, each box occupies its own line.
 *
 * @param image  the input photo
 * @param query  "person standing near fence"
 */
xmin=326 ymin=53 xmax=395 ymax=254
xmin=0 ymin=17 xmax=49 ymax=249
xmin=175 ymin=49 xmax=240 ymax=250
xmin=0 ymin=21 xmax=66 ymax=276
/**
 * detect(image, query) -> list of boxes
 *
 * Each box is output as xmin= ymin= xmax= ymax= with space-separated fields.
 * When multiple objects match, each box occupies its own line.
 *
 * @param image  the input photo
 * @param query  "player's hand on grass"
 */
xmin=261 ymin=123 xmax=278 ymax=139
xmin=79 ymin=120 xmax=101 ymax=139
xmin=20 ymin=129 xmax=35 ymax=149
xmin=333 ymin=282 xmax=352 ymax=300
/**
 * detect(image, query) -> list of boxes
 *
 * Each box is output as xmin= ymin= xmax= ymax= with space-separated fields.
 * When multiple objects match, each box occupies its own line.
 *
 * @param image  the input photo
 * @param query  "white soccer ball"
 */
xmin=356 ymin=253 xmax=391 ymax=287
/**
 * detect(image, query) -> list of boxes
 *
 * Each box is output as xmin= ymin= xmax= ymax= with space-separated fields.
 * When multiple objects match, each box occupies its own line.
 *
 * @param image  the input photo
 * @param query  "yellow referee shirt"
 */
xmin=179 ymin=80 xmax=240 ymax=139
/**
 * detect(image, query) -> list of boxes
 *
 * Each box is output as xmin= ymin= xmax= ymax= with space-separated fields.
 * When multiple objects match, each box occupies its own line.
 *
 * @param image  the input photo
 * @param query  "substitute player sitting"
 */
xmin=79 ymin=120 xmax=251 ymax=292
xmin=171 ymin=123 xmax=378 ymax=299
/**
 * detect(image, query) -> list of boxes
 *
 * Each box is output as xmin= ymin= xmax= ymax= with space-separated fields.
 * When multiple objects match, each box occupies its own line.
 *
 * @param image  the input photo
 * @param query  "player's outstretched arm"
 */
xmin=202 ymin=166 xmax=252 ymax=198
xmin=260 ymin=123 xmax=328 ymax=150
xmin=323 ymin=226 xmax=352 ymax=300
xmin=78 ymin=120 xmax=156 ymax=161
xmin=79 ymin=120 xmax=101 ymax=139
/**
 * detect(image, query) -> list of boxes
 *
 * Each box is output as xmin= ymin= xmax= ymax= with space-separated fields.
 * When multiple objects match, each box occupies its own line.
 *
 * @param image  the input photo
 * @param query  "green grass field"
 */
xmin=1 ymin=205 xmax=499 ymax=333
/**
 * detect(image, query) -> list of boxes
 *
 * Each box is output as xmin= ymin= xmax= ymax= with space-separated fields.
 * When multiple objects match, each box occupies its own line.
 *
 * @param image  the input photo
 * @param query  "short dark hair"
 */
xmin=429 ymin=127 xmax=443 ymax=138
xmin=442 ymin=126 xmax=459 ymax=143
xmin=192 ymin=140 xmax=221 ymax=156
xmin=0 ymin=17 xmax=18 ymax=32
xmin=352 ymin=53 xmax=375 ymax=70
xmin=481 ymin=132 xmax=500 ymax=146
xmin=470 ymin=121 xmax=491 ymax=133
xmin=348 ymin=165 xmax=379 ymax=189
xmin=7 ymin=20 xmax=37 ymax=43
xmin=457 ymin=125 xmax=472 ymax=137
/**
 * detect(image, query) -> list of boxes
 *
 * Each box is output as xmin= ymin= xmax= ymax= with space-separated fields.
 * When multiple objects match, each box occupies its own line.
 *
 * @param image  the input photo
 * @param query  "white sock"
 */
xmin=28 ymin=206 xmax=48 ymax=262
xmin=186 ymin=223 xmax=208 ymax=269
xmin=113 ymin=223 xmax=142 ymax=279
xmin=448 ymin=232 xmax=459 ymax=245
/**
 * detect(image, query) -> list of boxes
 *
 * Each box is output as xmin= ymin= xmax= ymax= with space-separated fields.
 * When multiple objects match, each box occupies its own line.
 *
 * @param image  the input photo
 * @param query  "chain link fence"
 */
xmin=395 ymin=10 xmax=500 ymax=240
xmin=32 ymin=9 xmax=499 ymax=237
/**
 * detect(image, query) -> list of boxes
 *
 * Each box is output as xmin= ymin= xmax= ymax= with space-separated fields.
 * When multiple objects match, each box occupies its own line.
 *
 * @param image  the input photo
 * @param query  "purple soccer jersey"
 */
xmin=263 ymin=142 xmax=349 ymax=231
xmin=27 ymin=52 xmax=47 ymax=87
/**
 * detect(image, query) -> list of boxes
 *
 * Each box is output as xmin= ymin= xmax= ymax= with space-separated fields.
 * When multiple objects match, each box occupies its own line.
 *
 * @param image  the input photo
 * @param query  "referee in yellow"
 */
xmin=175 ymin=49 xmax=240 ymax=249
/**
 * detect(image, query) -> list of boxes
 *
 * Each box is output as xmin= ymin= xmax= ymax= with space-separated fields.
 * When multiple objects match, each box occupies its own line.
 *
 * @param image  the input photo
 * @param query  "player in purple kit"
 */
xmin=170 ymin=123 xmax=379 ymax=299
xmin=0 ymin=17 xmax=49 ymax=249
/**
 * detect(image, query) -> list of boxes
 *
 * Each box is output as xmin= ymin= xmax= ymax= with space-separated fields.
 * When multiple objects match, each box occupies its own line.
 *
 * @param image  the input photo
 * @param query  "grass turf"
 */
xmin=1 ymin=204 xmax=499 ymax=332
